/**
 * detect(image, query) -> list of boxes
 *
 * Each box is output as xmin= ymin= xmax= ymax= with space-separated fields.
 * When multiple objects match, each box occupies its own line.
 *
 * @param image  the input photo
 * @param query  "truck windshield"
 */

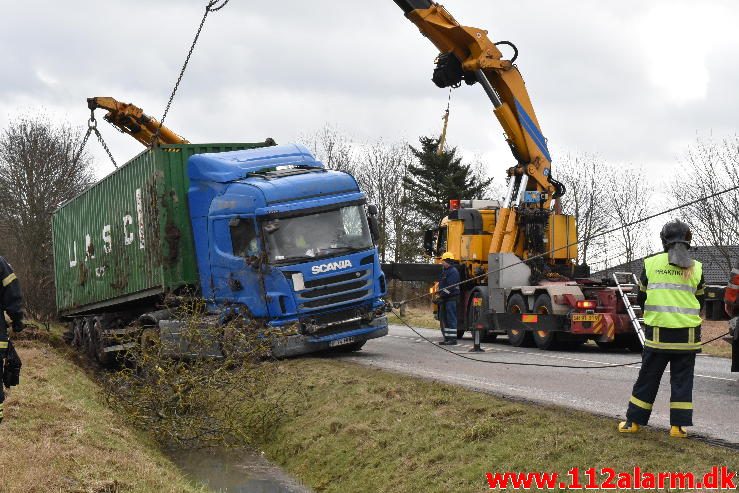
xmin=263 ymin=205 xmax=373 ymax=264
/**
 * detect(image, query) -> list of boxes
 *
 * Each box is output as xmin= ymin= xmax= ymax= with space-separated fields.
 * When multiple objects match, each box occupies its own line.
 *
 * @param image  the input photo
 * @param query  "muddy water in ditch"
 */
xmin=170 ymin=448 xmax=312 ymax=493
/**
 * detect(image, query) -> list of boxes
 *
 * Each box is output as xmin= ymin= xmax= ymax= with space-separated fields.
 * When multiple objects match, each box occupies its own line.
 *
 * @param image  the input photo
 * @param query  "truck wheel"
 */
xmin=506 ymin=294 xmax=534 ymax=347
xmin=72 ymin=319 xmax=84 ymax=349
xmin=140 ymin=327 xmax=161 ymax=358
xmin=712 ymin=301 xmax=727 ymax=321
xmin=532 ymin=294 xmax=557 ymax=350
xmin=623 ymin=334 xmax=643 ymax=353
xmin=84 ymin=317 xmax=97 ymax=359
xmin=595 ymin=340 xmax=618 ymax=351
xmin=705 ymin=301 xmax=716 ymax=321
xmin=332 ymin=341 xmax=366 ymax=352
xmin=93 ymin=317 xmax=116 ymax=368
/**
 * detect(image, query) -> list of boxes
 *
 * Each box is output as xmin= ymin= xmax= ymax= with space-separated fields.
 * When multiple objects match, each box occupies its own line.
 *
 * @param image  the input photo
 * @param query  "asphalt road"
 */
xmin=335 ymin=324 xmax=739 ymax=446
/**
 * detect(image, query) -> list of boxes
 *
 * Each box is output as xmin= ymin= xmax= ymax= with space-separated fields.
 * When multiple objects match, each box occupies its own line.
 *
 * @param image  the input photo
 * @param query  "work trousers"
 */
xmin=439 ymin=298 xmax=458 ymax=341
xmin=626 ymin=350 xmax=696 ymax=427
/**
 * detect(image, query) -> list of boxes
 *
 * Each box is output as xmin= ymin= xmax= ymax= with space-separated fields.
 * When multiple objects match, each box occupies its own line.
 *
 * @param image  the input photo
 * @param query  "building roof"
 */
xmin=591 ymin=246 xmax=739 ymax=285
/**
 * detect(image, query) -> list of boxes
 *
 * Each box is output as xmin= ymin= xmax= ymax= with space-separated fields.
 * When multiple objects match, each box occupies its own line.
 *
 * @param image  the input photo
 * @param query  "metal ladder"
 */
xmin=612 ymin=272 xmax=646 ymax=347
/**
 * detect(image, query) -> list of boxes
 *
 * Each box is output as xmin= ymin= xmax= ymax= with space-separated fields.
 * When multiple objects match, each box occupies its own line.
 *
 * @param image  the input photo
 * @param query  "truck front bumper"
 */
xmin=272 ymin=316 xmax=388 ymax=358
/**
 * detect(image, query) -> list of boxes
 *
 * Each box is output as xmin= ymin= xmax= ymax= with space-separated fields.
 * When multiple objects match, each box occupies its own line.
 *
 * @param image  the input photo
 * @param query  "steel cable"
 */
xmin=152 ymin=0 xmax=230 ymax=146
xmin=391 ymin=308 xmax=732 ymax=369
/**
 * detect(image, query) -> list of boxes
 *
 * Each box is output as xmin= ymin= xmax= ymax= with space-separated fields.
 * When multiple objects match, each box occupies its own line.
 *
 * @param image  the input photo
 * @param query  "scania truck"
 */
xmin=52 ymin=142 xmax=389 ymax=362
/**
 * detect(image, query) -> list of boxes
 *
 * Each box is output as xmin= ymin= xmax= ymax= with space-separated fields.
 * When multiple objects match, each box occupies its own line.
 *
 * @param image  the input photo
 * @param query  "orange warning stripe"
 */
xmin=606 ymin=320 xmax=615 ymax=339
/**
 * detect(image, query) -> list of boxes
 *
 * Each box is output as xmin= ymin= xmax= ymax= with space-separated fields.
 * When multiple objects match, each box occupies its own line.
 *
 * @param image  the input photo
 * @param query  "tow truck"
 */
xmin=390 ymin=0 xmax=643 ymax=350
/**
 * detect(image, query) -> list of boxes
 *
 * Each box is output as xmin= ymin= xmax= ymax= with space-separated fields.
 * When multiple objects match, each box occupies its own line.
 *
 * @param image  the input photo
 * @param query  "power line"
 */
xmin=397 ymin=183 xmax=739 ymax=306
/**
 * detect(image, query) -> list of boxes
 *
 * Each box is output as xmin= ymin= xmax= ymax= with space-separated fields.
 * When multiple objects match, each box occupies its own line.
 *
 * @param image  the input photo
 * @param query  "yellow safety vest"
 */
xmin=641 ymin=253 xmax=703 ymax=351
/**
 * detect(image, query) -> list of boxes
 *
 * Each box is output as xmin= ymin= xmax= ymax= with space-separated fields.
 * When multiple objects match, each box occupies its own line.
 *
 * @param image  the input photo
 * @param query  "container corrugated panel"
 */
xmin=53 ymin=142 xmax=270 ymax=316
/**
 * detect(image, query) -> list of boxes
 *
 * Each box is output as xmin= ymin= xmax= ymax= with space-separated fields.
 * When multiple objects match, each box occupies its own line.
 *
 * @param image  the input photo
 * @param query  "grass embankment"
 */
xmin=1 ymin=333 xmax=202 ymax=493
xmin=390 ymin=307 xmax=734 ymax=358
xmin=256 ymin=358 xmax=737 ymax=493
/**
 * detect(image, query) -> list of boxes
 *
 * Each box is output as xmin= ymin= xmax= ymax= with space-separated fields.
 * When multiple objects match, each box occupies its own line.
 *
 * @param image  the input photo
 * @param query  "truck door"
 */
xmin=208 ymin=216 xmax=268 ymax=317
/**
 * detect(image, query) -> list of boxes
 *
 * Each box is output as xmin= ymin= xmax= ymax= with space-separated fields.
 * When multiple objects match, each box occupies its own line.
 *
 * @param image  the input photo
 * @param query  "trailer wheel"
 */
xmin=506 ymin=294 xmax=534 ymax=347
xmin=532 ymin=294 xmax=557 ymax=350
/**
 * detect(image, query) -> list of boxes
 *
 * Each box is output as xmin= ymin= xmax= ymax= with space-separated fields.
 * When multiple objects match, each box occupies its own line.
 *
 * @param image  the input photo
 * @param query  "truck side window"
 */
xmin=230 ymin=218 xmax=259 ymax=257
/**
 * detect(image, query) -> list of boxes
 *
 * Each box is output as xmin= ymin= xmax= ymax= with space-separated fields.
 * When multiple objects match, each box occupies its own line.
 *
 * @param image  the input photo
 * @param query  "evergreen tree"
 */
xmin=403 ymin=136 xmax=493 ymax=226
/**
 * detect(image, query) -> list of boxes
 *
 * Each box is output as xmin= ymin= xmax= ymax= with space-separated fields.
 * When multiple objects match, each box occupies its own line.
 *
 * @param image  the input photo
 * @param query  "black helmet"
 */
xmin=660 ymin=220 xmax=692 ymax=251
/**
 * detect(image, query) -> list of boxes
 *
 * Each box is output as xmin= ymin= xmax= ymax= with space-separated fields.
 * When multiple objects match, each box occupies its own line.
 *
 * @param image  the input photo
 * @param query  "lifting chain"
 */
xmin=152 ymin=0 xmax=230 ymax=146
xmin=73 ymin=110 xmax=118 ymax=169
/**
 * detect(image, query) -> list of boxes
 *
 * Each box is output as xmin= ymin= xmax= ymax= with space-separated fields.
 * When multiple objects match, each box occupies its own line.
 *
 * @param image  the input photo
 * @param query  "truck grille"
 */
xmin=304 ymin=269 xmax=367 ymax=289
xmin=301 ymin=280 xmax=367 ymax=299
xmin=287 ymin=267 xmax=373 ymax=312
xmin=303 ymin=290 xmax=370 ymax=309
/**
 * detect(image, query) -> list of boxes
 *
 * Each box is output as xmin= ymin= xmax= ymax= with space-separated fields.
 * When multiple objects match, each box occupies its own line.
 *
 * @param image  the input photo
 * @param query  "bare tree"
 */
xmin=673 ymin=136 xmax=739 ymax=271
xmin=0 ymin=115 xmax=94 ymax=319
xmin=353 ymin=140 xmax=421 ymax=263
xmin=301 ymin=124 xmax=357 ymax=174
xmin=556 ymin=153 xmax=613 ymax=268
xmin=606 ymin=167 xmax=654 ymax=265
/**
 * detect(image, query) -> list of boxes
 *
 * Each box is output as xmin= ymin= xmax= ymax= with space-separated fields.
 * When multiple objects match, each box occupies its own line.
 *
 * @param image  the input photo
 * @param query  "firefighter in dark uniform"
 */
xmin=619 ymin=220 xmax=704 ymax=438
xmin=0 ymin=256 xmax=24 ymax=424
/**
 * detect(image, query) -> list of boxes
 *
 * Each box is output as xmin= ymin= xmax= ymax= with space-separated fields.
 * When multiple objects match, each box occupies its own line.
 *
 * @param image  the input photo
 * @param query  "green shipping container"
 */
xmin=52 ymin=142 xmax=270 ymax=316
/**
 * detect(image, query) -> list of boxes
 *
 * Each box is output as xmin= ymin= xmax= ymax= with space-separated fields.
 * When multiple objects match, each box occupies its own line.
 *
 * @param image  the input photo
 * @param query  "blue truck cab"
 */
xmin=187 ymin=143 xmax=388 ymax=356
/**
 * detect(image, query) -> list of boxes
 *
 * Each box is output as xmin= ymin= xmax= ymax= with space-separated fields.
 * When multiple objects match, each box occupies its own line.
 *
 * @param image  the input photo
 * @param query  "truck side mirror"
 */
xmin=367 ymin=204 xmax=380 ymax=243
xmin=368 ymin=215 xmax=380 ymax=243
xmin=423 ymin=229 xmax=435 ymax=256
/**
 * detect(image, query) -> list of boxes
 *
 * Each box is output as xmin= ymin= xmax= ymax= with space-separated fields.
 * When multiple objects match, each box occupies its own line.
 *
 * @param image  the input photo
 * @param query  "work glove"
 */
xmin=11 ymin=320 xmax=23 ymax=333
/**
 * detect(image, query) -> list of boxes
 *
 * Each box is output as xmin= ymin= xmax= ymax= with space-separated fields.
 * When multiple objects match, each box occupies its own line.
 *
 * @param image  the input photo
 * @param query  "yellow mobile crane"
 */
xmin=391 ymin=1 xmax=642 ymax=351
xmin=87 ymin=97 xmax=189 ymax=147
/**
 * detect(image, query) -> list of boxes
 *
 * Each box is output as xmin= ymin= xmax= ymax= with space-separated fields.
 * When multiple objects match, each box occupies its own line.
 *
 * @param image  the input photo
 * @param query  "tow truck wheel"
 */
xmin=532 ymin=294 xmax=557 ymax=350
xmin=595 ymin=340 xmax=618 ymax=351
xmin=506 ymin=294 xmax=534 ymax=347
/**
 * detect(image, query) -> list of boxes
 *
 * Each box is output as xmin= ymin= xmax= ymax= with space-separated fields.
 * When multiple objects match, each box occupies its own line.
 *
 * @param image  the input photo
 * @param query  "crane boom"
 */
xmin=393 ymin=0 xmax=565 ymax=259
xmin=87 ymin=97 xmax=189 ymax=147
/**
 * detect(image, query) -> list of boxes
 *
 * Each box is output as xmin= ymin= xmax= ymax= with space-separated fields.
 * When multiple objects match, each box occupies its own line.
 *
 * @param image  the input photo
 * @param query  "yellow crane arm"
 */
xmin=87 ymin=97 xmax=189 ymax=147
xmin=394 ymin=0 xmax=560 ymax=256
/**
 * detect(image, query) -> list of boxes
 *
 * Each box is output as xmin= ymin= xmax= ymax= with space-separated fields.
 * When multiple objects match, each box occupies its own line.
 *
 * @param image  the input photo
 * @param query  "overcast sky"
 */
xmin=2 ymin=0 xmax=738 ymax=189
